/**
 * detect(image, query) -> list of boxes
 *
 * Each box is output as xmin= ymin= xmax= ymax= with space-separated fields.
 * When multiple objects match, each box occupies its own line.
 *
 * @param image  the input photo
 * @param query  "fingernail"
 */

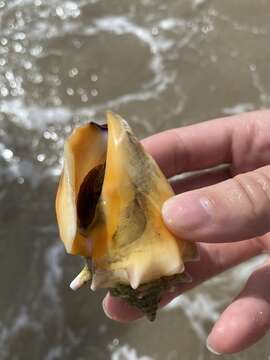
xmin=102 ymin=294 xmax=114 ymax=320
xmin=162 ymin=194 xmax=212 ymax=235
xmin=206 ymin=339 xmax=222 ymax=356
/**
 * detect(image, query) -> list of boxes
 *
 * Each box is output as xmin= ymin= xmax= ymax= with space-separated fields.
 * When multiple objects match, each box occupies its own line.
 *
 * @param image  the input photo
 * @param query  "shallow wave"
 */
xmin=1 ymin=6 xmax=174 ymax=131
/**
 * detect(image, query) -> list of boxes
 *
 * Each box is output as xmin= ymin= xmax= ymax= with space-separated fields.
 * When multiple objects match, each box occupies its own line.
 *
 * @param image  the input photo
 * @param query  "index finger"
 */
xmin=142 ymin=116 xmax=233 ymax=178
xmin=142 ymin=110 xmax=270 ymax=178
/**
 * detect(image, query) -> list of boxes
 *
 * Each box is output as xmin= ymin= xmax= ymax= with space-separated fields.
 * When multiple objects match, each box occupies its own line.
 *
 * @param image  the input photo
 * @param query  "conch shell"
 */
xmin=56 ymin=112 xmax=197 ymax=320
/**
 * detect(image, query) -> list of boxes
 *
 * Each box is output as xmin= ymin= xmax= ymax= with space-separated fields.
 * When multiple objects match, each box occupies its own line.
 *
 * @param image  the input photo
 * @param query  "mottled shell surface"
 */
xmin=56 ymin=112 xmax=197 ymax=292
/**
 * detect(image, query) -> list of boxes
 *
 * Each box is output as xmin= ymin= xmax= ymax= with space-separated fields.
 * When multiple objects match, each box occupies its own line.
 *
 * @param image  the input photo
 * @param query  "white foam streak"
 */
xmin=0 ymin=308 xmax=40 ymax=351
xmin=44 ymin=345 xmax=63 ymax=360
xmin=192 ymin=0 xmax=209 ymax=9
xmin=111 ymin=345 xmax=153 ymax=360
xmin=0 ymin=99 xmax=71 ymax=130
xmin=165 ymin=293 xmax=220 ymax=339
xmin=222 ymin=103 xmax=255 ymax=115
xmin=43 ymin=243 xmax=64 ymax=301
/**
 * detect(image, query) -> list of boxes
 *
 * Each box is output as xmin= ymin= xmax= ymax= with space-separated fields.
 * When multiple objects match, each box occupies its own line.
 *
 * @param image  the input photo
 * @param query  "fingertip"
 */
xmin=162 ymin=193 xmax=211 ymax=240
xmin=207 ymin=323 xmax=228 ymax=355
xmin=207 ymin=320 xmax=247 ymax=355
xmin=102 ymin=293 xmax=114 ymax=320
xmin=206 ymin=296 xmax=270 ymax=354
xmin=206 ymin=338 xmax=222 ymax=355
xmin=162 ymin=197 xmax=175 ymax=229
xmin=102 ymin=293 xmax=143 ymax=323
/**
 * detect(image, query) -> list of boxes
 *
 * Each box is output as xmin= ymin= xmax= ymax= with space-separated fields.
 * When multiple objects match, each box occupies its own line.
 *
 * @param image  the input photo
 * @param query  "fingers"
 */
xmin=142 ymin=110 xmax=270 ymax=177
xmin=142 ymin=116 xmax=233 ymax=177
xmin=103 ymin=239 xmax=262 ymax=322
xmin=207 ymin=260 xmax=270 ymax=354
xmin=163 ymin=165 xmax=270 ymax=243
xmin=170 ymin=165 xmax=231 ymax=194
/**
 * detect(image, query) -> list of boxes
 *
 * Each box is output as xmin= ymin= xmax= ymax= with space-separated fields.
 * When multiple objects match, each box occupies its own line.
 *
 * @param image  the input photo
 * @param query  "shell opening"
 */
xmin=77 ymin=163 xmax=106 ymax=232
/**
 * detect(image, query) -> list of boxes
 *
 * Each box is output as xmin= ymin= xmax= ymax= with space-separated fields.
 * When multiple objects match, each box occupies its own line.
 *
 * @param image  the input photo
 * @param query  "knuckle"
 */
xmin=170 ymin=129 xmax=190 ymax=173
xmin=233 ymin=174 xmax=258 ymax=219
xmin=234 ymin=170 xmax=270 ymax=223
xmin=254 ymin=168 xmax=270 ymax=198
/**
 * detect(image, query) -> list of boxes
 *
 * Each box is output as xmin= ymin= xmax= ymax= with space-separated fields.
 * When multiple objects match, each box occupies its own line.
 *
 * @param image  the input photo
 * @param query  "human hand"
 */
xmin=103 ymin=110 xmax=270 ymax=355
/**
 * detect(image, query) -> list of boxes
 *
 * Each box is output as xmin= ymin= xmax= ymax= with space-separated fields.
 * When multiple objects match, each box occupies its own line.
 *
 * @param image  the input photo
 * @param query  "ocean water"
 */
xmin=1 ymin=0 xmax=270 ymax=359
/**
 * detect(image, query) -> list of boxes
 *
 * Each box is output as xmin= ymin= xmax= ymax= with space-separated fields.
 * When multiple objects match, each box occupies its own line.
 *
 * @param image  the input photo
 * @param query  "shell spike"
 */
xmin=70 ymin=265 xmax=92 ymax=291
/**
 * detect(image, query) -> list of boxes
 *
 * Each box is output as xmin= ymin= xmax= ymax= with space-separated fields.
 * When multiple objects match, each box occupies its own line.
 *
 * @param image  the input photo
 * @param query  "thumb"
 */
xmin=162 ymin=165 xmax=270 ymax=243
